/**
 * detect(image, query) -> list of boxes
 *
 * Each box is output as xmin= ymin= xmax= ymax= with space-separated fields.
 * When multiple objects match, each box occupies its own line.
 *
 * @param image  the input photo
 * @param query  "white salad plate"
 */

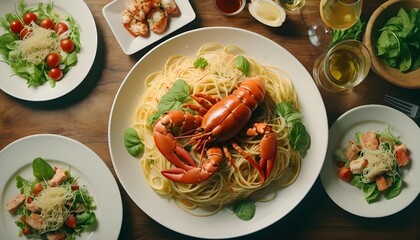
xmin=0 ymin=134 xmax=122 ymax=239
xmin=108 ymin=27 xmax=329 ymax=239
xmin=320 ymin=104 xmax=420 ymax=218
xmin=102 ymin=0 xmax=196 ymax=55
xmin=0 ymin=0 xmax=97 ymax=101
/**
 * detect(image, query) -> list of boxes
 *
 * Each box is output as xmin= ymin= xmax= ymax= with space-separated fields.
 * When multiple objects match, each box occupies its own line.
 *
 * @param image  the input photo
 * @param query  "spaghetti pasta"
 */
xmin=133 ymin=43 xmax=303 ymax=215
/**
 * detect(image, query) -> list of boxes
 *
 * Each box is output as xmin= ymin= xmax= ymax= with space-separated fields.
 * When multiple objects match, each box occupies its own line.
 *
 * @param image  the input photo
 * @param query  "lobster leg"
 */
xmin=184 ymin=93 xmax=221 ymax=115
xmin=161 ymin=147 xmax=223 ymax=184
xmin=231 ymin=123 xmax=277 ymax=183
xmin=231 ymin=142 xmax=266 ymax=183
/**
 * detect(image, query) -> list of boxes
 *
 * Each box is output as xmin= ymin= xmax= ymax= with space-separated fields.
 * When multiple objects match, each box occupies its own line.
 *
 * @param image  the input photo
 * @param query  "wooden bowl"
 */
xmin=363 ymin=0 xmax=420 ymax=89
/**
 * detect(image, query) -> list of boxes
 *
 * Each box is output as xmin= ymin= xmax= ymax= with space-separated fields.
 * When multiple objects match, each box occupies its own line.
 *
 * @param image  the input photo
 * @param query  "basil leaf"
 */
xmin=384 ymin=176 xmax=403 ymax=200
xmin=76 ymin=211 xmax=96 ymax=227
xmin=16 ymin=175 xmax=29 ymax=193
xmin=194 ymin=57 xmax=208 ymax=69
xmin=157 ymin=79 xmax=190 ymax=113
xmin=331 ymin=19 xmax=366 ymax=46
xmin=0 ymin=33 xmax=15 ymax=55
xmin=149 ymin=79 xmax=191 ymax=125
xmin=64 ymin=51 xmax=78 ymax=66
xmin=233 ymin=199 xmax=255 ymax=221
xmin=276 ymin=102 xmax=302 ymax=122
xmin=276 ymin=102 xmax=311 ymax=155
xmin=235 ymin=56 xmax=250 ymax=76
xmin=32 ymin=157 xmax=55 ymax=180
xmin=124 ymin=127 xmax=144 ymax=157
xmin=289 ymin=121 xmax=311 ymax=154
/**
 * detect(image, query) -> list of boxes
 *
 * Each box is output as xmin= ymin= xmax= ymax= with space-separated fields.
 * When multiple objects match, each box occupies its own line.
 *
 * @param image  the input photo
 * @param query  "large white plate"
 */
xmin=320 ymin=104 xmax=420 ymax=218
xmin=102 ymin=0 xmax=196 ymax=55
xmin=0 ymin=134 xmax=122 ymax=239
xmin=108 ymin=27 xmax=328 ymax=239
xmin=0 ymin=0 xmax=97 ymax=101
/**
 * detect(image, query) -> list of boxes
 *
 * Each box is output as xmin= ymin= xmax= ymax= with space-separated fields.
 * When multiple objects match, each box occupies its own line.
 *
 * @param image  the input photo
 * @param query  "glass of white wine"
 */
xmin=308 ymin=0 xmax=363 ymax=49
xmin=313 ymin=40 xmax=371 ymax=92
xmin=278 ymin=0 xmax=305 ymax=11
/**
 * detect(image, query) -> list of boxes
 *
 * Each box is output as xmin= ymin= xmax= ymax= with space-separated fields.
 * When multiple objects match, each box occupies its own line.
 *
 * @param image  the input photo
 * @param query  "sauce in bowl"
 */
xmin=214 ymin=0 xmax=246 ymax=16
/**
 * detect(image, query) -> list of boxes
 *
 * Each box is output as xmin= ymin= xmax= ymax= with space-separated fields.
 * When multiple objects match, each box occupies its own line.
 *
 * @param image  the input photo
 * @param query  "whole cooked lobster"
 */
xmin=152 ymin=77 xmax=277 ymax=184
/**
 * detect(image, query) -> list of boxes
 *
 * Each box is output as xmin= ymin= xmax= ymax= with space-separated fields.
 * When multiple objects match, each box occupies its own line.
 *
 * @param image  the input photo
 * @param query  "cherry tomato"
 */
xmin=60 ymin=39 xmax=75 ymax=53
xmin=40 ymin=18 xmax=54 ymax=29
xmin=20 ymin=27 xmax=32 ymax=40
xmin=33 ymin=183 xmax=43 ymax=196
xmin=22 ymin=227 xmax=31 ymax=235
xmin=54 ymin=22 xmax=68 ymax=35
xmin=65 ymin=214 xmax=77 ymax=229
xmin=46 ymin=52 xmax=61 ymax=68
xmin=48 ymin=68 xmax=63 ymax=81
xmin=23 ymin=12 xmax=38 ymax=25
xmin=10 ymin=20 xmax=23 ymax=34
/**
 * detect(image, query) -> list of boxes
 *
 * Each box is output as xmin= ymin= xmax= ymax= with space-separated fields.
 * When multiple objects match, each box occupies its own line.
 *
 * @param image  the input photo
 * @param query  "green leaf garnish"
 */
xmin=124 ymin=128 xmax=144 ymax=157
xmin=194 ymin=57 xmax=208 ymax=69
xmin=234 ymin=55 xmax=250 ymax=76
xmin=32 ymin=157 xmax=55 ymax=180
xmin=233 ymin=199 xmax=255 ymax=221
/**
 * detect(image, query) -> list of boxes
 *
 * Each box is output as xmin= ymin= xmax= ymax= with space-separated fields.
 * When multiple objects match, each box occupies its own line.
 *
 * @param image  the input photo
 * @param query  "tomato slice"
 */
xmin=33 ymin=182 xmax=43 ymax=195
xmin=65 ymin=214 xmax=77 ymax=229
xmin=22 ymin=227 xmax=31 ymax=235
xmin=40 ymin=18 xmax=54 ymax=30
xmin=23 ymin=12 xmax=38 ymax=25
xmin=48 ymin=68 xmax=63 ymax=81
xmin=54 ymin=22 xmax=68 ymax=36
xmin=60 ymin=39 xmax=75 ymax=53
xmin=10 ymin=20 xmax=23 ymax=34
xmin=46 ymin=52 xmax=61 ymax=68
xmin=338 ymin=166 xmax=351 ymax=182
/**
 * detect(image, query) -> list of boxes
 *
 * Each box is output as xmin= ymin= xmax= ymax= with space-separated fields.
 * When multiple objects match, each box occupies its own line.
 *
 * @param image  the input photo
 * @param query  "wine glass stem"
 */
xmin=308 ymin=21 xmax=332 ymax=50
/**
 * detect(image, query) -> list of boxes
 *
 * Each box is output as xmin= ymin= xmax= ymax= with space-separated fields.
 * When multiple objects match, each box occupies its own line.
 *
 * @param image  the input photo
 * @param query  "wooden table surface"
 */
xmin=1 ymin=0 xmax=419 ymax=239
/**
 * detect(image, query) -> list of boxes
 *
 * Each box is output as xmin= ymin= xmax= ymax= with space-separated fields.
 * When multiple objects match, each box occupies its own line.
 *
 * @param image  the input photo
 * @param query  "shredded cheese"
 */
xmin=17 ymin=23 xmax=60 ymax=65
xmin=34 ymin=186 xmax=70 ymax=233
xmin=361 ymin=147 xmax=395 ymax=182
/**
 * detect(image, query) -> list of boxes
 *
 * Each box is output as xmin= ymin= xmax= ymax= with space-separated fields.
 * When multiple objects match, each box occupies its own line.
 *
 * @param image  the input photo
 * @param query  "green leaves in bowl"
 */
xmin=376 ymin=8 xmax=420 ymax=73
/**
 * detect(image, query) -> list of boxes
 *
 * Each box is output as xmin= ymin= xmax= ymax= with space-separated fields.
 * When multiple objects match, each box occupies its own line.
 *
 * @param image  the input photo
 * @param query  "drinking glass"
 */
xmin=278 ymin=0 xmax=305 ymax=11
xmin=308 ymin=0 xmax=363 ymax=49
xmin=313 ymin=40 xmax=371 ymax=92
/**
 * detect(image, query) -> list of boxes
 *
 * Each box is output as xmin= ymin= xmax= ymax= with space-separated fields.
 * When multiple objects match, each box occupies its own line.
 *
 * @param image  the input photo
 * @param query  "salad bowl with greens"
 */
xmin=363 ymin=0 xmax=420 ymax=89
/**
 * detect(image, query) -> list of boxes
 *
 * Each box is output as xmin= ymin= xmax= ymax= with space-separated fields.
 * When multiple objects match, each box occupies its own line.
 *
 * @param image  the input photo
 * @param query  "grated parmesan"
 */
xmin=34 ymin=186 xmax=71 ymax=234
xmin=17 ymin=23 xmax=60 ymax=65
xmin=361 ymin=148 xmax=395 ymax=182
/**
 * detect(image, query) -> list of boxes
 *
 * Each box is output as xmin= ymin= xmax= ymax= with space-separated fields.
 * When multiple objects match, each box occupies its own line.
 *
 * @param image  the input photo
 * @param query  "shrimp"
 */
xmin=137 ymin=0 xmax=160 ymax=15
xmin=148 ymin=7 xmax=168 ymax=34
xmin=122 ymin=0 xmax=177 ymax=37
xmin=122 ymin=1 xmax=149 ymax=37
xmin=160 ymin=0 xmax=179 ymax=14
xmin=361 ymin=131 xmax=379 ymax=150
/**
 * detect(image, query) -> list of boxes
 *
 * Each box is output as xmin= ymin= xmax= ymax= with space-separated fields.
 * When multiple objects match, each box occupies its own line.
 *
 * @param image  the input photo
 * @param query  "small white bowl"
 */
xmin=248 ymin=0 xmax=286 ymax=27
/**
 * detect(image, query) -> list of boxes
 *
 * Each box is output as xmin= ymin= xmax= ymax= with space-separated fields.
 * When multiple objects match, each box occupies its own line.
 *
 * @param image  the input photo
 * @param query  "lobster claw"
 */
xmin=153 ymin=119 xmax=197 ymax=170
xmin=260 ymin=131 xmax=277 ymax=179
xmin=245 ymin=123 xmax=277 ymax=183
xmin=161 ymin=147 xmax=223 ymax=184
